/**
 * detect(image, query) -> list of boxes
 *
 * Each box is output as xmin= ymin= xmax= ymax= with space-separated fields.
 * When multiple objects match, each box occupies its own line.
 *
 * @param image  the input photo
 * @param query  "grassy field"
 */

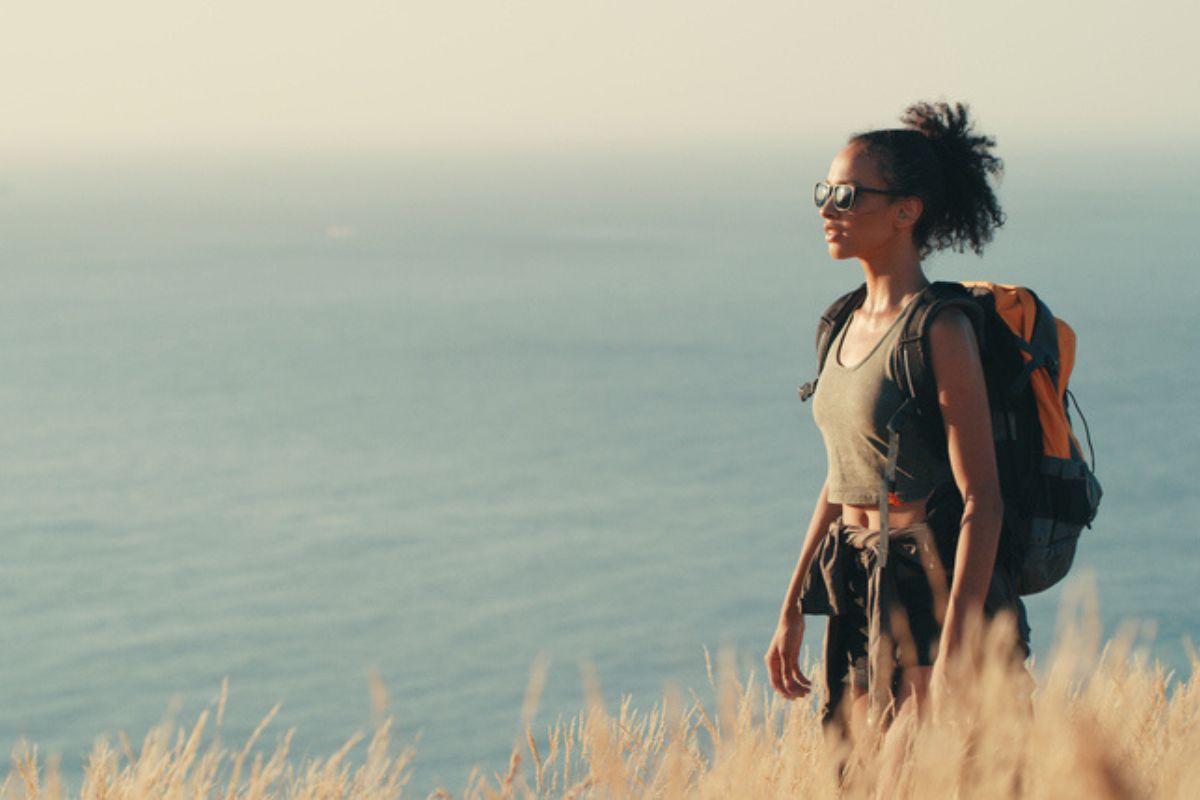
xmin=5 ymin=592 xmax=1197 ymax=798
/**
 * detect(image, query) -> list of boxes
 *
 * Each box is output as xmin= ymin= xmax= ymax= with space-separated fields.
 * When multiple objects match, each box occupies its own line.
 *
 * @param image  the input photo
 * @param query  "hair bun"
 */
xmin=905 ymin=101 xmax=1005 ymax=255
xmin=902 ymin=102 xmax=1001 ymax=172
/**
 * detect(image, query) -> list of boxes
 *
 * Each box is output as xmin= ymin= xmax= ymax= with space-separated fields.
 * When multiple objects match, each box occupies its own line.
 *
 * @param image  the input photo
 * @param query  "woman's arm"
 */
xmin=765 ymin=480 xmax=841 ymax=698
xmin=778 ymin=480 xmax=842 ymax=623
xmin=927 ymin=308 xmax=1004 ymax=674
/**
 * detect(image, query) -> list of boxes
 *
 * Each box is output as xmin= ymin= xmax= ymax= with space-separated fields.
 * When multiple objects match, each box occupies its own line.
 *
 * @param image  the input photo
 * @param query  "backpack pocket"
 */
xmin=1014 ymin=456 xmax=1102 ymax=595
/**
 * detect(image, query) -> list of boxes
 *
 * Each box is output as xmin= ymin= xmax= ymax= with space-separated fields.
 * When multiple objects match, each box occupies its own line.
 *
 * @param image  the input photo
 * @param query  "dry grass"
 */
xmin=6 ymin=591 xmax=1198 ymax=798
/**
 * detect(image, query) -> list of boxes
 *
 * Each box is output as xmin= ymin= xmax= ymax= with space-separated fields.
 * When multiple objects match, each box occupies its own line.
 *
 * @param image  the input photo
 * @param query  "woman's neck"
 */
xmin=857 ymin=250 xmax=928 ymax=316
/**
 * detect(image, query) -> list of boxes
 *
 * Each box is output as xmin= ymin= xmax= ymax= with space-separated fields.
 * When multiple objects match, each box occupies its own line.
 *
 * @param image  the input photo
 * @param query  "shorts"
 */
xmin=842 ymin=534 xmax=945 ymax=689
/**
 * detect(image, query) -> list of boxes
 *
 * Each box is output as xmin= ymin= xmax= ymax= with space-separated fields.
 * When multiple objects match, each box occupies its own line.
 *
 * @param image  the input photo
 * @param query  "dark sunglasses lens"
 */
xmin=814 ymin=182 xmax=830 ymax=207
xmin=833 ymin=185 xmax=855 ymax=210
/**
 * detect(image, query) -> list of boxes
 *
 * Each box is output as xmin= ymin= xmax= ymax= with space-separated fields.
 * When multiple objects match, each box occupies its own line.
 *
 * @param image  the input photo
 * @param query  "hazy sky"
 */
xmin=3 ymin=1 xmax=1195 ymax=155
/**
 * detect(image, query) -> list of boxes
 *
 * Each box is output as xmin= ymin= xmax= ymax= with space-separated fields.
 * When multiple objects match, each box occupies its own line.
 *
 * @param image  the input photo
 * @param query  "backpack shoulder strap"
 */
xmin=798 ymin=283 xmax=866 ymax=402
xmin=892 ymin=281 xmax=986 ymax=407
xmin=881 ymin=281 xmax=988 ymax=455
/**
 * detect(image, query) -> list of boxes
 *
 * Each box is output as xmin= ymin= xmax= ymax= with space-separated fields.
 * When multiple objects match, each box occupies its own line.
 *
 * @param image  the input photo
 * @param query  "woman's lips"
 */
xmin=824 ymin=226 xmax=844 ymax=242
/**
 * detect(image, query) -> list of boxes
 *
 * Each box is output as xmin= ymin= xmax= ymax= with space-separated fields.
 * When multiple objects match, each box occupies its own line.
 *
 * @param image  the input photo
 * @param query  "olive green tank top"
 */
xmin=811 ymin=306 xmax=953 ymax=505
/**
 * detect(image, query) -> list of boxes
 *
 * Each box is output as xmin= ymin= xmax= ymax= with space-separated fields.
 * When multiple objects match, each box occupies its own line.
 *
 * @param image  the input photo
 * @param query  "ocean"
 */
xmin=1 ymin=144 xmax=1197 ymax=792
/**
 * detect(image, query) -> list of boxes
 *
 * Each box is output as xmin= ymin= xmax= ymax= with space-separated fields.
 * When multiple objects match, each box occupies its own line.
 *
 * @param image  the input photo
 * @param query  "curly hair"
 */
xmin=851 ymin=101 xmax=1005 ymax=257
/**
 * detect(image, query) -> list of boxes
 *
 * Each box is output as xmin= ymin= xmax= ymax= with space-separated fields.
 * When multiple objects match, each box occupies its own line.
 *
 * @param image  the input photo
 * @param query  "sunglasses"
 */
xmin=813 ymin=181 xmax=899 ymax=211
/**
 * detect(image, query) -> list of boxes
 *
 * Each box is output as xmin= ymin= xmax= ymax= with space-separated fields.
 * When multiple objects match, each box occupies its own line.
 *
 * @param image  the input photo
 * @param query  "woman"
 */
xmin=764 ymin=102 xmax=1027 ymax=734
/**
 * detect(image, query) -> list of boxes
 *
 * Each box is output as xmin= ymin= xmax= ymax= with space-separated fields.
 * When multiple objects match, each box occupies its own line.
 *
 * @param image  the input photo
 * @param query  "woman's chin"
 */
xmin=825 ymin=242 xmax=855 ymax=260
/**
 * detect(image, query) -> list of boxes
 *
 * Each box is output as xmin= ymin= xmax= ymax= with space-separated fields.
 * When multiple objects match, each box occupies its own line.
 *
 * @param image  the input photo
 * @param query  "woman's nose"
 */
xmin=818 ymin=196 xmax=839 ymax=220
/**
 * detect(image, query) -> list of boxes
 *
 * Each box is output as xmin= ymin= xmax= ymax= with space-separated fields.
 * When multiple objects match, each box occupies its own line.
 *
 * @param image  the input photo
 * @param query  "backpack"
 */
xmin=798 ymin=281 xmax=1102 ymax=595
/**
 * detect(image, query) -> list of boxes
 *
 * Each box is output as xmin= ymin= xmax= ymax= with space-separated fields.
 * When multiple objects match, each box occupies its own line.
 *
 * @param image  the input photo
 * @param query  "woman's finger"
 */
xmin=779 ymin=652 xmax=805 ymax=698
xmin=788 ymin=661 xmax=812 ymax=696
xmin=766 ymin=649 xmax=786 ymax=694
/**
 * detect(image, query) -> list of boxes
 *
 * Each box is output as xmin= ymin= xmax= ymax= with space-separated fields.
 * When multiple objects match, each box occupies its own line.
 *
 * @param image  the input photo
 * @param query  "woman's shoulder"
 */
xmin=917 ymin=282 xmax=983 ymax=353
xmin=926 ymin=305 xmax=986 ymax=395
xmin=927 ymin=305 xmax=977 ymax=343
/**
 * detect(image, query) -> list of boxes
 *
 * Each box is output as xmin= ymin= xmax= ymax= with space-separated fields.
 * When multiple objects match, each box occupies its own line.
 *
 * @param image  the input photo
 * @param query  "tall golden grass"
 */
xmin=6 ymin=587 xmax=1197 ymax=799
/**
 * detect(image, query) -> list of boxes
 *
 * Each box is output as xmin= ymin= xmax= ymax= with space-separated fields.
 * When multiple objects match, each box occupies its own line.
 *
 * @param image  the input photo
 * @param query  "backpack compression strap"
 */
xmin=798 ymin=283 xmax=866 ymax=402
xmin=996 ymin=288 xmax=1061 ymax=406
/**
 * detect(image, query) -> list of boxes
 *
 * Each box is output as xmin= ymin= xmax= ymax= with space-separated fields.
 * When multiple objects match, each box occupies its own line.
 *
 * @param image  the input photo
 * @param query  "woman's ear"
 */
xmin=894 ymin=196 xmax=924 ymax=229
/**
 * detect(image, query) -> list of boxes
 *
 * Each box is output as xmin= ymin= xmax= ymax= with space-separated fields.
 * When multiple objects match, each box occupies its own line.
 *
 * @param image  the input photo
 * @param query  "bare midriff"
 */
xmin=839 ymin=498 xmax=929 ymax=531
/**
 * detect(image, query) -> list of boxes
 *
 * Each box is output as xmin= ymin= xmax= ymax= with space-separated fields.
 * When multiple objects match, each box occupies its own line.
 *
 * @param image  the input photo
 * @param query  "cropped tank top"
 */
xmin=811 ymin=304 xmax=953 ymax=505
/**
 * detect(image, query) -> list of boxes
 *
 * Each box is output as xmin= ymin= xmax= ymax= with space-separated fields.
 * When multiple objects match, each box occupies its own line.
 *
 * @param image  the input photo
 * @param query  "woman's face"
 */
xmin=819 ymin=142 xmax=904 ymax=261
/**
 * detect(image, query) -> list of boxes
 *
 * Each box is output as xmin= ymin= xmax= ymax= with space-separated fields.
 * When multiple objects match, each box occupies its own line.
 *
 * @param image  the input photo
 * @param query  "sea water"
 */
xmin=1 ymin=145 xmax=1197 ymax=792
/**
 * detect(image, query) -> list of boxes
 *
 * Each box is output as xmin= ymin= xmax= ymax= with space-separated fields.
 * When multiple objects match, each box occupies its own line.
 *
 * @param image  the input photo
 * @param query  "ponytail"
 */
xmin=852 ymin=101 xmax=1005 ymax=256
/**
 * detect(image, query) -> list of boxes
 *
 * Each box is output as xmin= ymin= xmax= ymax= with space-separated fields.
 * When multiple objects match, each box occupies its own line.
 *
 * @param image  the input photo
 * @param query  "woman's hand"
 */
xmin=765 ymin=617 xmax=812 ymax=699
xmin=766 ymin=481 xmax=837 ymax=702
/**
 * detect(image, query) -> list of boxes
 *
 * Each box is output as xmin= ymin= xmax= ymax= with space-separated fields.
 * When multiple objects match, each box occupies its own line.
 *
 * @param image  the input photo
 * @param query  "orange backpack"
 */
xmin=800 ymin=281 xmax=1102 ymax=594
